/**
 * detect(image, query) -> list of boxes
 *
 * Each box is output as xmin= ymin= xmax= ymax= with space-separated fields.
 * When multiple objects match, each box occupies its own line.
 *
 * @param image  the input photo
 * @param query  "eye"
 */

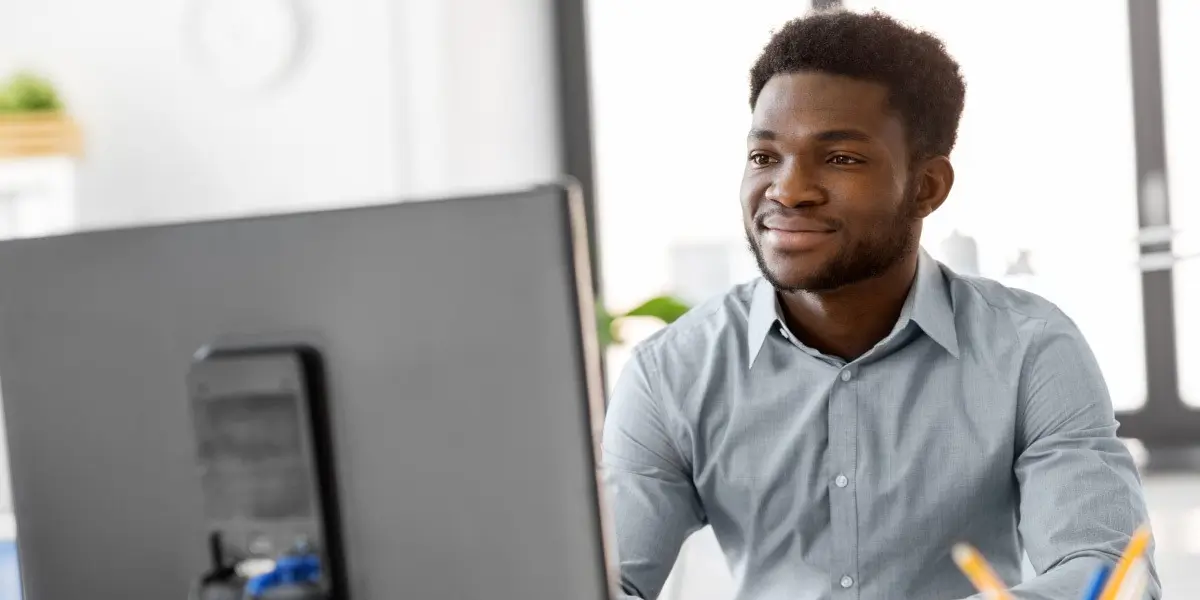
xmin=749 ymin=152 xmax=776 ymax=167
xmin=828 ymin=154 xmax=864 ymax=166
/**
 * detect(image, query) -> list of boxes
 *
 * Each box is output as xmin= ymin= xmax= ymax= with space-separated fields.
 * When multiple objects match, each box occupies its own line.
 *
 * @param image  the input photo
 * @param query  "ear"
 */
xmin=912 ymin=155 xmax=954 ymax=218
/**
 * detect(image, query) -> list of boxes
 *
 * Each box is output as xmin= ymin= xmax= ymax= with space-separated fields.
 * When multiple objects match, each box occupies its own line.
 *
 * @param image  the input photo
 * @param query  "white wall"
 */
xmin=0 ymin=0 xmax=562 ymax=228
xmin=391 ymin=0 xmax=563 ymax=201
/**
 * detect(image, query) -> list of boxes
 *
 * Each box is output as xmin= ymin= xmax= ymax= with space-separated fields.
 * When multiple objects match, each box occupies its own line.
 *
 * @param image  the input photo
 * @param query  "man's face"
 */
xmin=741 ymin=71 xmax=920 ymax=292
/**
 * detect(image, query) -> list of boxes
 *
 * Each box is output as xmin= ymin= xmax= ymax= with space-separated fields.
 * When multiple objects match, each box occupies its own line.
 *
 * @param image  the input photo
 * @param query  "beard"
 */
xmin=746 ymin=191 xmax=919 ymax=293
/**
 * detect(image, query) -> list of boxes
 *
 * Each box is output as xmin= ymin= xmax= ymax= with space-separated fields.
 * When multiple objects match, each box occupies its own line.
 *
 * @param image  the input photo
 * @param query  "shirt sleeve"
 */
xmin=602 ymin=346 xmax=707 ymax=600
xmin=999 ymin=309 xmax=1161 ymax=600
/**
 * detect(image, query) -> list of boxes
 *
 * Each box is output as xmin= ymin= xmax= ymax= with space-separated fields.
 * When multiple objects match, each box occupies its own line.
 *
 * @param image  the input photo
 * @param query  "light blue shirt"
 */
xmin=602 ymin=250 xmax=1159 ymax=599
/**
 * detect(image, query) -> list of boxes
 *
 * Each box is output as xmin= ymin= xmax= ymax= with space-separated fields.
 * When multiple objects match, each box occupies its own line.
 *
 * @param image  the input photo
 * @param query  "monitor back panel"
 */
xmin=0 ymin=187 xmax=610 ymax=600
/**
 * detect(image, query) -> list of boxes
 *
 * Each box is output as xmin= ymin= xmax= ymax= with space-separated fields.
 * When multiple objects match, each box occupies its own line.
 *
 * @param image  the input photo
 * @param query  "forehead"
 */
xmin=752 ymin=71 xmax=906 ymax=145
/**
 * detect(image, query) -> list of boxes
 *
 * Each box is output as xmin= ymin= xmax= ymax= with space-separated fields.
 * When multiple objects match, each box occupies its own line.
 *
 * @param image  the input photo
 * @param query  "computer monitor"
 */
xmin=0 ymin=184 xmax=614 ymax=599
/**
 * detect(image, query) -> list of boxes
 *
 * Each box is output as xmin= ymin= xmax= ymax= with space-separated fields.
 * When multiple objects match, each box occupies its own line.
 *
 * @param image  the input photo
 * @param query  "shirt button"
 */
xmin=835 ymin=474 xmax=849 ymax=488
xmin=840 ymin=575 xmax=855 ymax=588
xmin=840 ymin=369 xmax=853 ymax=382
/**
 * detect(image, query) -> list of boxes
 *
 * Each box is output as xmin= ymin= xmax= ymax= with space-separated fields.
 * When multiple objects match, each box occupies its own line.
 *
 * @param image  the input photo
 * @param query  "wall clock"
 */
xmin=185 ymin=0 xmax=312 ymax=92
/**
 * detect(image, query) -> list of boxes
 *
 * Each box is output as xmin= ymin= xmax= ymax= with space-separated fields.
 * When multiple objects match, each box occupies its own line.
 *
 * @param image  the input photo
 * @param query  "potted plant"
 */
xmin=0 ymin=72 xmax=82 ymax=159
xmin=597 ymin=294 xmax=691 ymax=347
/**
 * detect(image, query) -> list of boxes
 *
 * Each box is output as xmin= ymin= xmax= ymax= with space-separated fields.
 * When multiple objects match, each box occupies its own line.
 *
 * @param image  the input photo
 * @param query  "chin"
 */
xmin=746 ymin=233 xmax=839 ymax=292
xmin=763 ymin=262 xmax=829 ymax=292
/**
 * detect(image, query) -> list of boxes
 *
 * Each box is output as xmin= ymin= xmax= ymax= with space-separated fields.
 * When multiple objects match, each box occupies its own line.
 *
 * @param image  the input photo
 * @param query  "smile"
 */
xmin=761 ymin=228 xmax=834 ymax=252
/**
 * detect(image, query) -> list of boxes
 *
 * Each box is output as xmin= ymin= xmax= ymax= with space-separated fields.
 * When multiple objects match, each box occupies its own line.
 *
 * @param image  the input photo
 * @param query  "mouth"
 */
xmin=758 ymin=215 xmax=837 ymax=252
xmin=761 ymin=228 xmax=835 ymax=252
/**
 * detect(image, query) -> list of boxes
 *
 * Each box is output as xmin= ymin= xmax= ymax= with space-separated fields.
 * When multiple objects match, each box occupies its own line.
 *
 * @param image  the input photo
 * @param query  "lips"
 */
xmin=759 ymin=214 xmax=837 ymax=252
xmin=761 ymin=214 xmax=836 ymax=233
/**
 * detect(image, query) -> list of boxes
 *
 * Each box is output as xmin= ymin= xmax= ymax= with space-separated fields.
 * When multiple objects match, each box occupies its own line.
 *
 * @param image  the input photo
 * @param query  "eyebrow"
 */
xmin=747 ymin=128 xmax=778 ymax=141
xmin=747 ymin=128 xmax=875 ymax=143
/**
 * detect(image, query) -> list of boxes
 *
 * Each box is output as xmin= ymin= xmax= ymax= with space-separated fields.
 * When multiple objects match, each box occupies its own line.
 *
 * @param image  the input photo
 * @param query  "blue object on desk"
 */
xmin=0 ymin=540 xmax=23 ymax=600
xmin=245 ymin=554 xmax=322 ymax=598
xmin=1082 ymin=564 xmax=1111 ymax=600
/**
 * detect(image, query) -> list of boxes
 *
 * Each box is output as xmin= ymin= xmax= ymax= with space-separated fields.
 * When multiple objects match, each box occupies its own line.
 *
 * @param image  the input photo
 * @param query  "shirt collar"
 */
xmin=908 ymin=249 xmax=960 ymax=358
xmin=746 ymin=249 xmax=959 ymax=368
xmin=746 ymin=277 xmax=780 ymax=367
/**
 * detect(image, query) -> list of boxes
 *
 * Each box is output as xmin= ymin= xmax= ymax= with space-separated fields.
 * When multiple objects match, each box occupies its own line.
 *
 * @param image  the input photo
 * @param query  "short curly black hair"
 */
xmin=750 ymin=9 xmax=966 ymax=159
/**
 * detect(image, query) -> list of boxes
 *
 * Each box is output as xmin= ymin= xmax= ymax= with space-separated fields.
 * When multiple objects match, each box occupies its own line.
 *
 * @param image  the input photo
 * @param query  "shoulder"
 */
xmin=943 ymin=273 xmax=1116 ymax=435
xmin=948 ymin=271 xmax=1060 ymax=322
xmin=608 ymin=281 xmax=758 ymax=451
xmin=619 ymin=279 xmax=758 ymax=407
xmin=947 ymin=270 xmax=1070 ymax=338
xmin=943 ymin=268 xmax=1088 ymax=369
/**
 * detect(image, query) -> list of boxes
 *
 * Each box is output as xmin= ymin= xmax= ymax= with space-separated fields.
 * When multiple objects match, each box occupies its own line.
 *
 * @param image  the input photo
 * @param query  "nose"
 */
xmin=765 ymin=160 xmax=825 ymax=208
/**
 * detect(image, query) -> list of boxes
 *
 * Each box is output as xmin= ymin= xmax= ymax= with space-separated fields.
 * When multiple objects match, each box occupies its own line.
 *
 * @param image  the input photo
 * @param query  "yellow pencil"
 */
xmin=951 ymin=543 xmax=1015 ymax=600
xmin=1098 ymin=525 xmax=1153 ymax=600
xmin=1114 ymin=559 xmax=1149 ymax=600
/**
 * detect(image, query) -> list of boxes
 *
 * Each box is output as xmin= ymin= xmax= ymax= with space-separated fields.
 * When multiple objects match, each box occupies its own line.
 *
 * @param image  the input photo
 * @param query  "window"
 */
xmin=845 ymin=0 xmax=1147 ymax=411
xmin=1161 ymin=0 xmax=1200 ymax=407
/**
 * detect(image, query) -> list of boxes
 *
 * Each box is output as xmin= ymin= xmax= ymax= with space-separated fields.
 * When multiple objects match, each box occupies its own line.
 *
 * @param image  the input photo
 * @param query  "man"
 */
xmin=602 ymin=9 xmax=1159 ymax=600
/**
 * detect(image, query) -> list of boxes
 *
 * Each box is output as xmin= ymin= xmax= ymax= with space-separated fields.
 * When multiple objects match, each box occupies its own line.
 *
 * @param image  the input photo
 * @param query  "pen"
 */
xmin=951 ymin=543 xmax=1015 ymax=600
xmin=1098 ymin=525 xmax=1152 ymax=600
xmin=1081 ymin=564 xmax=1110 ymax=600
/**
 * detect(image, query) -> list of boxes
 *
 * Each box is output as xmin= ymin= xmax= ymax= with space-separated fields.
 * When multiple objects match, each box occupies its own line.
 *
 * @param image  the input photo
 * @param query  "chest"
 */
xmin=688 ymin=341 xmax=1020 ymax=535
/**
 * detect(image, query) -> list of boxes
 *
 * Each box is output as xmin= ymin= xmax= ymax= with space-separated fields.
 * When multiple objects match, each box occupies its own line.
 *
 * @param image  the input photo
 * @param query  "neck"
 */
xmin=778 ymin=251 xmax=919 ymax=360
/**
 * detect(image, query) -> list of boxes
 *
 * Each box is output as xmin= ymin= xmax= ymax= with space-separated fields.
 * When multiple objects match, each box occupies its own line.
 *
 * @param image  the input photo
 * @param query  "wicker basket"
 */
xmin=0 ymin=112 xmax=82 ymax=159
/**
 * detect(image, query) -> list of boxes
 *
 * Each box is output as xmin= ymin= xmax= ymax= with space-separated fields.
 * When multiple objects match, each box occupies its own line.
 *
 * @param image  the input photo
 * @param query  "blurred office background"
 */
xmin=0 ymin=0 xmax=1197 ymax=598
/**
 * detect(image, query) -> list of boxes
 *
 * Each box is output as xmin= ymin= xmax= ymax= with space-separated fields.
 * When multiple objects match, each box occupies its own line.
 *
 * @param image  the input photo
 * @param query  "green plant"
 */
xmin=597 ymin=294 xmax=691 ymax=346
xmin=0 ymin=72 xmax=63 ymax=114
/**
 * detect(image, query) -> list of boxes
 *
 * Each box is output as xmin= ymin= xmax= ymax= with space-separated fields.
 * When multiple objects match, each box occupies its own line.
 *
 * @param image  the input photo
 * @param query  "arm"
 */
xmin=602 ymin=347 xmax=706 ymax=600
xmin=995 ymin=310 xmax=1160 ymax=600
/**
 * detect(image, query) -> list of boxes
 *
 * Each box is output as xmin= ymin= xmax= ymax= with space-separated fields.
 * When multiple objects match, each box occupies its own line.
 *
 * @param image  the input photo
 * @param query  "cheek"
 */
xmin=740 ymin=176 xmax=767 ymax=216
xmin=831 ymin=175 xmax=907 ymax=217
